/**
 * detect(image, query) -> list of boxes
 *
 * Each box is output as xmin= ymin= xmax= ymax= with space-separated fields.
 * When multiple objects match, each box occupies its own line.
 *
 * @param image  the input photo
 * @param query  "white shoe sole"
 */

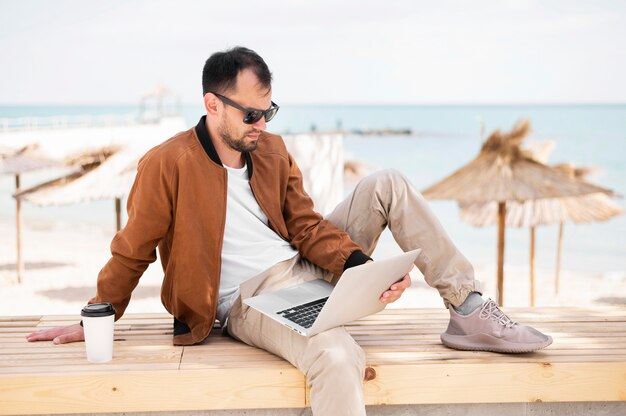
xmin=440 ymin=332 xmax=553 ymax=354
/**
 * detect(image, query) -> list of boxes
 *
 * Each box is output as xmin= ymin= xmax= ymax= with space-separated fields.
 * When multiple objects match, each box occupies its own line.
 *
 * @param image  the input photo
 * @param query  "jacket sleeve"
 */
xmin=88 ymin=148 xmax=176 ymax=320
xmin=282 ymin=152 xmax=370 ymax=276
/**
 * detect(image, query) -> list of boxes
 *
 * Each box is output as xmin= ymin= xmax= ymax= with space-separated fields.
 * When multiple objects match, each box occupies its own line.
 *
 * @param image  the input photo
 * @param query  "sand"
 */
xmin=2 ymin=217 xmax=625 ymax=321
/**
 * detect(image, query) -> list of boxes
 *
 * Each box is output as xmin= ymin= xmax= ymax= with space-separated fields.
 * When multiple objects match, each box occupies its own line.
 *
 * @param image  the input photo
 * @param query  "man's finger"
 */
xmin=26 ymin=327 xmax=64 ymax=342
xmin=26 ymin=324 xmax=83 ymax=343
xmin=381 ymin=291 xmax=401 ymax=303
xmin=380 ymin=288 xmax=403 ymax=302
xmin=401 ymin=273 xmax=412 ymax=287
xmin=390 ymin=274 xmax=411 ymax=290
xmin=53 ymin=329 xmax=84 ymax=344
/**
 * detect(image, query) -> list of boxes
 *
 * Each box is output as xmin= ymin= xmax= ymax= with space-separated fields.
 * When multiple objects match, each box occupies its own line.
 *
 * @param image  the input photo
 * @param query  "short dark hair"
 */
xmin=202 ymin=47 xmax=273 ymax=95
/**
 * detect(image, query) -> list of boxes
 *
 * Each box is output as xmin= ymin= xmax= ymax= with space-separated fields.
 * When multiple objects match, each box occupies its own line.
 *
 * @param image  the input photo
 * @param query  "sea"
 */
xmin=1 ymin=104 xmax=625 ymax=278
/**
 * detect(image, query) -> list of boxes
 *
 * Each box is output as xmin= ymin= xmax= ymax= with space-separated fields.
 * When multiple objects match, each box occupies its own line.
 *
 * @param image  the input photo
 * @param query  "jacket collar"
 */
xmin=194 ymin=115 xmax=254 ymax=179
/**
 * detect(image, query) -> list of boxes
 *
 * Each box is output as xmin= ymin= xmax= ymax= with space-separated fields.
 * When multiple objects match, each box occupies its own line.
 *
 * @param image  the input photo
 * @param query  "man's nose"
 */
xmin=251 ymin=117 xmax=266 ymax=131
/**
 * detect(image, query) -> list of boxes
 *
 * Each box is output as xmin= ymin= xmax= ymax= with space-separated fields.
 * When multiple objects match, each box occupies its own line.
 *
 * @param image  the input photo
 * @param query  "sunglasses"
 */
xmin=212 ymin=92 xmax=279 ymax=124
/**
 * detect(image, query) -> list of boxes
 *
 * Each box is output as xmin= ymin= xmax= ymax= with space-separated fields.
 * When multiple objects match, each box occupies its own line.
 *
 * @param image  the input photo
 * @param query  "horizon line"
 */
xmin=1 ymin=101 xmax=626 ymax=107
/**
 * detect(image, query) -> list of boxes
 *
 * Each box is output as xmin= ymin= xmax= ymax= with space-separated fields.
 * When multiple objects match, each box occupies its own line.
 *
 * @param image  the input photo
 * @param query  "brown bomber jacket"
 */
xmin=89 ymin=116 xmax=369 ymax=345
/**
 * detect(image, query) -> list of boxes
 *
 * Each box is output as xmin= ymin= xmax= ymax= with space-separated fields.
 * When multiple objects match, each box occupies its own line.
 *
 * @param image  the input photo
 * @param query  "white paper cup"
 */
xmin=81 ymin=303 xmax=116 ymax=363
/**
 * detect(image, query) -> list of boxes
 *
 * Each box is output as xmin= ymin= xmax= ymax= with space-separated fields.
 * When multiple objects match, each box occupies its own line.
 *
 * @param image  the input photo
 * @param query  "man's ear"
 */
xmin=203 ymin=93 xmax=219 ymax=116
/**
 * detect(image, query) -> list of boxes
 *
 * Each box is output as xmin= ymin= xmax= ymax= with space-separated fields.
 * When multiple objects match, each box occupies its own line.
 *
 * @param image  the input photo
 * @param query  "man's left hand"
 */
xmin=380 ymin=265 xmax=414 ymax=304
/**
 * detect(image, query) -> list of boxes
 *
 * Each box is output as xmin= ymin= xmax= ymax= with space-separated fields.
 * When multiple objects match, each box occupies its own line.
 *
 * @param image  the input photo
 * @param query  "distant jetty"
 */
xmin=350 ymin=127 xmax=413 ymax=136
xmin=305 ymin=123 xmax=413 ymax=136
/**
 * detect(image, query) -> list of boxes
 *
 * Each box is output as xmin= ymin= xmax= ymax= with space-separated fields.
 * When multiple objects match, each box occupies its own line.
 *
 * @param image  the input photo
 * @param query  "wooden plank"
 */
xmin=180 ymin=358 xmax=295 ymax=370
xmin=1 ymin=363 xmax=182 ymax=374
xmin=357 ymin=343 xmax=626 ymax=354
xmin=1 ymin=349 xmax=182 ymax=367
xmin=0 ymin=316 xmax=42 ymax=322
xmin=179 ymin=350 xmax=290 ymax=361
xmin=346 ymin=321 xmax=626 ymax=330
xmin=38 ymin=313 xmax=172 ymax=321
xmin=362 ymin=314 xmax=625 ymax=322
xmin=36 ymin=319 xmax=172 ymax=328
xmin=346 ymin=329 xmax=626 ymax=337
xmin=4 ymin=343 xmax=624 ymax=363
xmin=360 ymin=353 xmax=626 ymax=365
xmin=0 ymin=348 xmax=183 ymax=374
xmin=0 ymin=368 xmax=305 ymax=415
xmin=356 ymin=362 xmax=626 ymax=405
xmin=0 ymin=346 xmax=179 ymax=357
xmin=0 ymin=336 xmax=174 ymax=345
xmin=380 ymin=307 xmax=626 ymax=314
xmin=350 ymin=335 xmax=626 ymax=345
xmin=0 ymin=321 xmax=41 ymax=328
xmin=2 ymin=308 xmax=626 ymax=414
xmin=180 ymin=345 xmax=296 ymax=369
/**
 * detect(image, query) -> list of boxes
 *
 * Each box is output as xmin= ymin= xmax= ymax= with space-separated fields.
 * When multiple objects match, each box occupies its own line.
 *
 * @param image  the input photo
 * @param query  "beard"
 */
xmin=218 ymin=122 xmax=259 ymax=153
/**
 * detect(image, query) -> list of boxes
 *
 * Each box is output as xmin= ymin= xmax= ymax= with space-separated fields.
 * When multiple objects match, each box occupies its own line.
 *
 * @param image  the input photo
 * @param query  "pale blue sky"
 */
xmin=1 ymin=0 xmax=625 ymax=105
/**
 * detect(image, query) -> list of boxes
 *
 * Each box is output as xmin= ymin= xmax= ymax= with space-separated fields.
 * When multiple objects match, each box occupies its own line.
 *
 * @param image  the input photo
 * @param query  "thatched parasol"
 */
xmin=15 ymin=145 xmax=137 ymax=232
xmin=1 ymin=145 xmax=61 ymax=283
xmin=422 ymin=119 xmax=612 ymax=305
xmin=459 ymin=163 xmax=622 ymax=305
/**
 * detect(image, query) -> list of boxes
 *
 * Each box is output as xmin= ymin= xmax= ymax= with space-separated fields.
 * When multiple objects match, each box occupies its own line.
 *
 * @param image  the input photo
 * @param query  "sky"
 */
xmin=1 ymin=0 xmax=625 ymax=105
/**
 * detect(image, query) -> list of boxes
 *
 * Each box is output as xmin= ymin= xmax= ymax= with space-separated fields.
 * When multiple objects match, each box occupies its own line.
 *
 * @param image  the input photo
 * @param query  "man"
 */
xmin=27 ymin=47 xmax=552 ymax=415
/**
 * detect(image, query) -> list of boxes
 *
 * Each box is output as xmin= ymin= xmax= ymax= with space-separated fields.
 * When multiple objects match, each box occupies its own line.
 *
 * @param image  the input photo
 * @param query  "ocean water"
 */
xmin=1 ymin=104 xmax=624 ymax=276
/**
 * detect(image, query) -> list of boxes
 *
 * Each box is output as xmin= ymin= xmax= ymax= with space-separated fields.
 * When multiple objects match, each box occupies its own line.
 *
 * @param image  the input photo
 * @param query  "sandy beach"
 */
xmin=2 ymin=216 xmax=624 ymax=320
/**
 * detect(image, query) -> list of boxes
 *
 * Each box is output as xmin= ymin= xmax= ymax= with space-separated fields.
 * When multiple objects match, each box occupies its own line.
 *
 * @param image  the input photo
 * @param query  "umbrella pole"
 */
xmin=115 ymin=198 xmax=122 ymax=232
xmin=555 ymin=222 xmax=564 ymax=295
xmin=15 ymin=174 xmax=24 ymax=284
xmin=497 ymin=202 xmax=506 ymax=305
xmin=530 ymin=226 xmax=535 ymax=307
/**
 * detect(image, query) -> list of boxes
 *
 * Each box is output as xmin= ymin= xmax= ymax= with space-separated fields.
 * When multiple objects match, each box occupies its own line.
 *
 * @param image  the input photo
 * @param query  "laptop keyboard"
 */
xmin=277 ymin=297 xmax=329 ymax=329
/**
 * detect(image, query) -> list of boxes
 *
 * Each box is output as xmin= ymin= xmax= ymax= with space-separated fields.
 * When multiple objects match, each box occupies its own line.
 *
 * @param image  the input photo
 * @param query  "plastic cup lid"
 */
xmin=81 ymin=302 xmax=116 ymax=317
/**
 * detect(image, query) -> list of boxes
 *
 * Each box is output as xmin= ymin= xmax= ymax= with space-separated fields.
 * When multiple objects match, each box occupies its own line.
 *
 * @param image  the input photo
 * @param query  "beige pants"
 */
xmin=227 ymin=169 xmax=481 ymax=415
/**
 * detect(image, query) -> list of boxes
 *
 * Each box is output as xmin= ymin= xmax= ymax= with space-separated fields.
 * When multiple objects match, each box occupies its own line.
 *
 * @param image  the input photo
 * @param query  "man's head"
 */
xmin=202 ymin=47 xmax=276 ymax=154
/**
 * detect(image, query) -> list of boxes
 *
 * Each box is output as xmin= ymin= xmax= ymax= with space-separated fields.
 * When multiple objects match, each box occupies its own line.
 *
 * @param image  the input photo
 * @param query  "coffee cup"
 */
xmin=81 ymin=303 xmax=116 ymax=363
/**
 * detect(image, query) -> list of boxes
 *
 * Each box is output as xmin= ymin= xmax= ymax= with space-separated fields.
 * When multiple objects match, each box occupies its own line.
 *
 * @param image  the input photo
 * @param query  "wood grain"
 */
xmin=1 ymin=307 xmax=625 ymax=415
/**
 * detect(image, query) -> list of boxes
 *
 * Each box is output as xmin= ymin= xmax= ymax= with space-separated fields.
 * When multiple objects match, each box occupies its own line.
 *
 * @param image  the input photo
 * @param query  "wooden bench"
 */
xmin=1 ymin=307 xmax=625 ymax=415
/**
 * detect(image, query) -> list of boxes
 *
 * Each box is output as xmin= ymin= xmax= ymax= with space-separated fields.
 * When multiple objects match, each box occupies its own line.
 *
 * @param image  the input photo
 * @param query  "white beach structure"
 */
xmin=0 ymin=115 xmax=186 ymax=160
xmin=283 ymin=133 xmax=344 ymax=216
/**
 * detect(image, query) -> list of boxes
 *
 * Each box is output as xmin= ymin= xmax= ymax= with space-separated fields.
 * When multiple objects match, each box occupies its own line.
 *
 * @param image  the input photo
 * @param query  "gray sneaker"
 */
xmin=441 ymin=299 xmax=553 ymax=353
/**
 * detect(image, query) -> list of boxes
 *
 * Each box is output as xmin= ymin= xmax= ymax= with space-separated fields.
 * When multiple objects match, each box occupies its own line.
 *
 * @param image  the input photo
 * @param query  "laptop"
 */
xmin=243 ymin=249 xmax=420 ymax=337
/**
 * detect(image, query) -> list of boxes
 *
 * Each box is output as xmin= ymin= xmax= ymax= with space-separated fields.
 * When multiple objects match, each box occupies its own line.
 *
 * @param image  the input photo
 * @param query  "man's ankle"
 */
xmin=452 ymin=292 xmax=484 ymax=315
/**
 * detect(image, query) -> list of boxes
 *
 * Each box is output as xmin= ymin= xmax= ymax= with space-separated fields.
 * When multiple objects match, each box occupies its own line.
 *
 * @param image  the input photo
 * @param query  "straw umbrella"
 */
xmin=14 ymin=146 xmax=138 ymax=233
xmin=1 ymin=145 xmax=61 ymax=283
xmin=422 ymin=120 xmax=612 ymax=305
xmin=459 ymin=172 xmax=622 ymax=305
xmin=549 ymin=164 xmax=624 ymax=294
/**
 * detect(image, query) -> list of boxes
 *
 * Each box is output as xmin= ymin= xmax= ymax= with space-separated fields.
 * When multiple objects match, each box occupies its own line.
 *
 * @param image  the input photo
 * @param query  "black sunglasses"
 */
xmin=211 ymin=92 xmax=279 ymax=124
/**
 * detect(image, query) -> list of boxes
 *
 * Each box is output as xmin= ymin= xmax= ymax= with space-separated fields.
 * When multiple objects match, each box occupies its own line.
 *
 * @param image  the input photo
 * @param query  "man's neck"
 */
xmin=206 ymin=119 xmax=245 ymax=169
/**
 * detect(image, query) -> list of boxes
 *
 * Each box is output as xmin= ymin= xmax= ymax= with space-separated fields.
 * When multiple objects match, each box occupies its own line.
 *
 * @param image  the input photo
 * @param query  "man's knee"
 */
xmin=361 ymin=168 xmax=411 ymax=192
xmin=307 ymin=330 xmax=365 ymax=374
xmin=357 ymin=169 xmax=422 ymax=208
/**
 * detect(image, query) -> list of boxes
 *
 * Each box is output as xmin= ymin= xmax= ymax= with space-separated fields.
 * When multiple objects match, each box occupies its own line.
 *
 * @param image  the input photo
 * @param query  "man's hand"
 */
xmin=26 ymin=323 xmax=84 ymax=344
xmin=380 ymin=265 xmax=414 ymax=304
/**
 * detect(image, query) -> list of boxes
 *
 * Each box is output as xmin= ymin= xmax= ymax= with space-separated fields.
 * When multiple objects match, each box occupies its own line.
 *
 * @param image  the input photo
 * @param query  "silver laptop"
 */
xmin=243 ymin=249 xmax=420 ymax=337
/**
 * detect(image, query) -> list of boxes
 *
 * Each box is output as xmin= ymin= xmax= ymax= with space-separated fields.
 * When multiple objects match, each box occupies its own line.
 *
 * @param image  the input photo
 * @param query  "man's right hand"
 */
xmin=26 ymin=323 xmax=84 ymax=344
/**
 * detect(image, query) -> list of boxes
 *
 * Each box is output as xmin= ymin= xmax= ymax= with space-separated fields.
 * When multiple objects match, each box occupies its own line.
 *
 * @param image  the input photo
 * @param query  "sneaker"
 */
xmin=441 ymin=299 xmax=553 ymax=353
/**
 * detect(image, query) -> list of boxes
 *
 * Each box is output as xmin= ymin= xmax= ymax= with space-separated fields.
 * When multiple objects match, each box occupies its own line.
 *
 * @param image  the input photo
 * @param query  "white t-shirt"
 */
xmin=217 ymin=164 xmax=298 ymax=324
